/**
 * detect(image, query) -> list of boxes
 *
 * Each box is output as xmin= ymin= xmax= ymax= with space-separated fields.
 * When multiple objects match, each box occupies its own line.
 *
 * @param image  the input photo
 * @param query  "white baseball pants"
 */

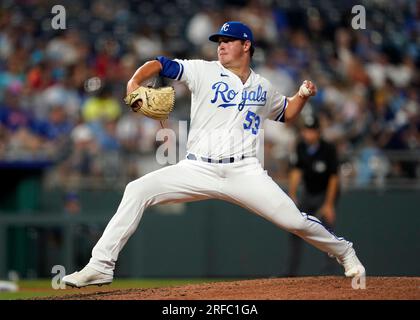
xmin=88 ymin=157 xmax=353 ymax=275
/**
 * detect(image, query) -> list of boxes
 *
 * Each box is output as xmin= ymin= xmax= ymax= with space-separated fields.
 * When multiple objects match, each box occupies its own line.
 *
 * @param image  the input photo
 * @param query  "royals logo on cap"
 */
xmin=209 ymin=21 xmax=254 ymax=45
xmin=222 ymin=23 xmax=229 ymax=31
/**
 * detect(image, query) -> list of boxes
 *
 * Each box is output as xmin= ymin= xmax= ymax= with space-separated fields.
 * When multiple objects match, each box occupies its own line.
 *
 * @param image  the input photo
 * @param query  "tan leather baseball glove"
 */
xmin=124 ymin=86 xmax=175 ymax=120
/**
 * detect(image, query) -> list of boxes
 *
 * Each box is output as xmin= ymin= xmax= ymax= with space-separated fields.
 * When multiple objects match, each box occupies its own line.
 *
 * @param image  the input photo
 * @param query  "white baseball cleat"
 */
xmin=62 ymin=266 xmax=113 ymax=288
xmin=336 ymin=248 xmax=366 ymax=278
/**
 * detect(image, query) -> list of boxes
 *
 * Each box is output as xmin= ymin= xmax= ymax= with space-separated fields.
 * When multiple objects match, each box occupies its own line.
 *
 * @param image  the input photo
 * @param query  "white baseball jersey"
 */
xmin=174 ymin=59 xmax=287 ymax=159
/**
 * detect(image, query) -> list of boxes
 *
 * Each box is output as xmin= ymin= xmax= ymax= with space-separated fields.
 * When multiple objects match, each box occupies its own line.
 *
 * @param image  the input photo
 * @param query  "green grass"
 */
xmin=0 ymin=278 xmax=228 ymax=300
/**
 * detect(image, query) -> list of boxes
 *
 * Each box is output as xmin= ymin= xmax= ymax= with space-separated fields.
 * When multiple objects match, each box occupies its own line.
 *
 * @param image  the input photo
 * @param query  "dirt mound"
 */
xmin=40 ymin=276 xmax=419 ymax=300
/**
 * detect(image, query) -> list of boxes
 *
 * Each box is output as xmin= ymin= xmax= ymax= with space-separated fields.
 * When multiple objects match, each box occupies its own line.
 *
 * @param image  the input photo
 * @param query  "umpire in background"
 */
xmin=285 ymin=115 xmax=340 ymax=276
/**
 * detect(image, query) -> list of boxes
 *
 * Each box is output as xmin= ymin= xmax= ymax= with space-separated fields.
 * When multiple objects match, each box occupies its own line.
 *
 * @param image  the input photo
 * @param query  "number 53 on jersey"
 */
xmin=243 ymin=110 xmax=261 ymax=135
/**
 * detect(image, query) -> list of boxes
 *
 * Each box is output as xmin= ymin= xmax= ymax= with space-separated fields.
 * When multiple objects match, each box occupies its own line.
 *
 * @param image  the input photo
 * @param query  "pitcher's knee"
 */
xmin=282 ymin=215 xmax=308 ymax=234
xmin=125 ymin=179 xmax=139 ymax=194
xmin=125 ymin=178 xmax=149 ymax=198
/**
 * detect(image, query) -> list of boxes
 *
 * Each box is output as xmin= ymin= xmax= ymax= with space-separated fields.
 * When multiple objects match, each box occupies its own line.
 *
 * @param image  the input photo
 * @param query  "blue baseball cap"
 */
xmin=209 ymin=21 xmax=254 ymax=45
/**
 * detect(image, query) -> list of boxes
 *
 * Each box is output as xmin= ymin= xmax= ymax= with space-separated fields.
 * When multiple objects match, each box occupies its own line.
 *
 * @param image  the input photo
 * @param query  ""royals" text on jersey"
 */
xmin=211 ymin=81 xmax=267 ymax=110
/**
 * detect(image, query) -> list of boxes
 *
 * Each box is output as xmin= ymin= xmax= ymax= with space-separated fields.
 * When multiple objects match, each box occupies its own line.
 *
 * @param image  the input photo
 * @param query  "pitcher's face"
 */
xmin=217 ymin=37 xmax=250 ymax=67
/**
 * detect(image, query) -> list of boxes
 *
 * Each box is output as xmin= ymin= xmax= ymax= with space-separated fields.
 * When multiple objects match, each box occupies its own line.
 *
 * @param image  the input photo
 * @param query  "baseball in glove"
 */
xmin=124 ymin=86 xmax=175 ymax=120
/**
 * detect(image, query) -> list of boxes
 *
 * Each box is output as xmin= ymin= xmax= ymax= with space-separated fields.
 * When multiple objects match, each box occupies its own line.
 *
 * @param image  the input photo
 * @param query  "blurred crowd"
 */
xmin=0 ymin=0 xmax=419 ymax=191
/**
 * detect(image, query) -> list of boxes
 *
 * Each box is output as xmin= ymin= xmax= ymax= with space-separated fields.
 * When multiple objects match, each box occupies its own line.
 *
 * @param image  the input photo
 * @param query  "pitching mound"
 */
xmin=40 ymin=276 xmax=419 ymax=300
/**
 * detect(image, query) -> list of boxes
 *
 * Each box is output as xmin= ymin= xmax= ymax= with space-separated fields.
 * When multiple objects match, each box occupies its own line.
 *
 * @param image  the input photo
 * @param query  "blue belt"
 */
xmin=187 ymin=153 xmax=245 ymax=164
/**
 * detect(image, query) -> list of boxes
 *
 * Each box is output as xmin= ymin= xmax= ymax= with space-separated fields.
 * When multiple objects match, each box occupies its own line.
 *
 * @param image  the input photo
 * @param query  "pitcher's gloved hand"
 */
xmin=124 ymin=86 xmax=175 ymax=120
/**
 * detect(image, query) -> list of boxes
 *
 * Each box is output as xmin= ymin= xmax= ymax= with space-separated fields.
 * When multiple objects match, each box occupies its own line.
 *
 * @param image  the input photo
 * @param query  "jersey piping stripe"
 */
xmin=275 ymin=97 xmax=287 ymax=122
xmin=300 ymin=211 xmax=346 ymax=242
xmin=307 ymin=216 xmax=345 ymax=240
xmin=176 ymin=63 xmax=184 ymax=80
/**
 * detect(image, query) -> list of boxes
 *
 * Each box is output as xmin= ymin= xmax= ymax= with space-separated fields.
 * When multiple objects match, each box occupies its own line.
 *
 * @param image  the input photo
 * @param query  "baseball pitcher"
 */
xmin=63 ymin=21 xmax=365 ymax=287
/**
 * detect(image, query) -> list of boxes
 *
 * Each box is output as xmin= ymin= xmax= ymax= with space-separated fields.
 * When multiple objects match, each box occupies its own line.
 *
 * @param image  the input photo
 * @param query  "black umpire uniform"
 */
xmin=286 ymin=116 xmax=340 ymax=276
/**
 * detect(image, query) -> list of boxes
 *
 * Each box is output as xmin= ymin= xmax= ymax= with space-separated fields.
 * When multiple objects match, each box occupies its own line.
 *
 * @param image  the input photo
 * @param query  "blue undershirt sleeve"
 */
xmin=156 ymin=56 xmax=184 ymax=80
